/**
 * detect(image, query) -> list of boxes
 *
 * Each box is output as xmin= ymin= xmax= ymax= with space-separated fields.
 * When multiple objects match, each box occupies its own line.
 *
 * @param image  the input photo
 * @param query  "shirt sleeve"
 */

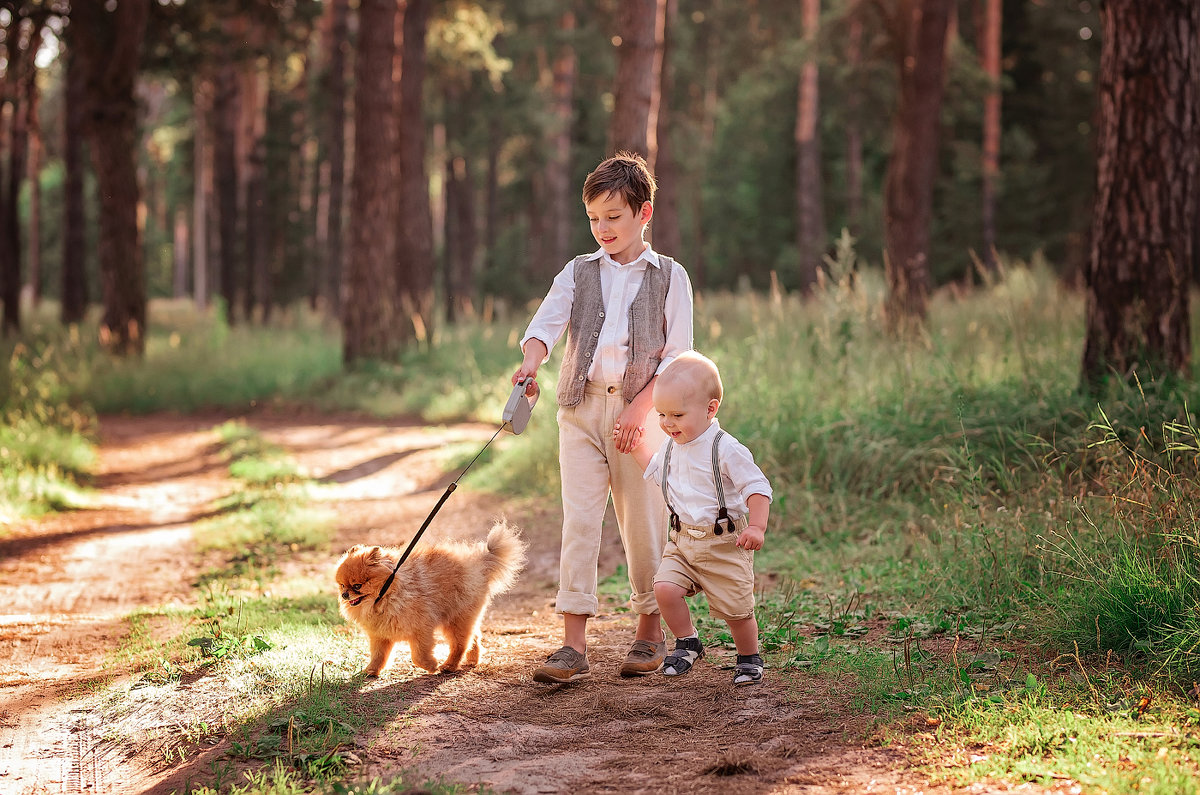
xmin=642 ymin=441 xmax=669 ymax=486
xmin=519 ymin=260 xmax=577 ymax=360
xmin=655 ymin=261 xmax=695 ymax=375
xmin=723 ymin=437 xmax=772 ymax=503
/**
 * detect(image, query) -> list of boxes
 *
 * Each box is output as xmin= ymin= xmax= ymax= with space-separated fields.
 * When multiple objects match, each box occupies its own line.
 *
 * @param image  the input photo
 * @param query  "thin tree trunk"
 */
xmin=27 ymin=60 xmax=41 ymax=307
xmin=609 ymin=0 xmax=664 ymax=162
xmin=74 ymin=0 xmax=150 ymax=356
xmin=318 ymin=0 xmax=349 ymax=315
xmin=883 ymin=0 xmax=952 ymax=331
xmin=61 ymin=40 xmax=87 ymax=325
xmin=192 ymin=77 xmax=212 ymax=309
xmin=845 ymin=3 xmax=864 ymax=235
xmin=0 ymin=16 xmax=41 ymax=334
xmin=397 ymin=0 xmax=434 ymax=341
xmin=344 ymin=0 xmax=400 ymax=363
xmin=541 ymin=8 xmax=576 ymax=278
xmin=173 ymin=205 xmax=189 ymax=298
xmin=651 ymin=0 xmax=682 ymax=261
xmin=979 ymin=0 xmax=1002 ymax=273
xmin=444 ymin=153 xmax=477 ymax=323
xmin=1081 ymin=0 xmax=1199 ymax=388
xmin=795 ymin=0 xmax=824 ymax=294
xmin=213 ymin=59 xmax=239 ymax=322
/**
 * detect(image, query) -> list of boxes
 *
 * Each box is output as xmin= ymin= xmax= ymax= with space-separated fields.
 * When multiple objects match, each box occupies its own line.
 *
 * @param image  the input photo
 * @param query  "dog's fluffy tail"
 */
xmin=483 ymin=519 xmax=528 ymax=595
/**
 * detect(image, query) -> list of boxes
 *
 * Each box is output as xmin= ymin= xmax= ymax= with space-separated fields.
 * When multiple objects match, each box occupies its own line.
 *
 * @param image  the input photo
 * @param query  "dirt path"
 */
xmin=0 ymin=414 xmax=1049 ymax=795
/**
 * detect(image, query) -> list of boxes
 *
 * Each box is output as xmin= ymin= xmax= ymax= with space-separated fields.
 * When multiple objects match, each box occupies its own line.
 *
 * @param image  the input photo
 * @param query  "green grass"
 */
xmin=15 ymin=258 xmax=1200 ymax=791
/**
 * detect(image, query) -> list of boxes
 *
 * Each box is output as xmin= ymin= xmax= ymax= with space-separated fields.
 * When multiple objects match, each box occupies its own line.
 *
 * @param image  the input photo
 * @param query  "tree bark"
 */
xmin=317 ymin=0 xmax=349 ymax=315
xmin=74 ymin=0 xmax=150 ymax=356
xmin=979 ymin=0 xmax=1001 ymax=274
xmin=61 ymin=38 xmax=88 ymax=325
xmin=651 ymin=0 xmax=682 ymax=261
xmin=344 ymin=0 xmax=400 ymax=364
xmin=609 ymin=0 xmax=665 ymax=162
xmin=844 ymin=2 xmax=864 ymax=235
xmin=213 ymin=59 xmax=240 ymax=322
xmin=192 ymin=77 xmax=213 ymax=309
xmin=794 ymin=0 xmax=824 ymax=294
xmin=1081 ymin=0 xmax=1199 ymax=389
xmin=396 ymin=0 xmax=434 ymax=341
xmin=883 ymin=0 xmax=952 ymax=331
xmin=444 ymin=153 xmax=477 ymax=323
xmin=26 ymin=51 xmax=41 ymax=308
xmin=543 ymin=8 xmax=577 ymax=278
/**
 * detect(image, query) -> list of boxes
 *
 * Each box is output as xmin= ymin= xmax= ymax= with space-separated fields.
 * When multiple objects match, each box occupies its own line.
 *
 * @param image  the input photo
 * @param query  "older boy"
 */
xmin=624 ymin=351 xmax=772 ymax=686
xmin=512 ymin=152 xmax=694 ymax=683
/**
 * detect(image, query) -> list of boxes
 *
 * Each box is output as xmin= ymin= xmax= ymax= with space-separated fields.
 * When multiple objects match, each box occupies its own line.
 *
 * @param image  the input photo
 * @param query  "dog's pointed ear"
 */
xmin=345 ymin=544 xmax=366 ymax=555
xmin=366 ymin=546 xmax=383 ymax=563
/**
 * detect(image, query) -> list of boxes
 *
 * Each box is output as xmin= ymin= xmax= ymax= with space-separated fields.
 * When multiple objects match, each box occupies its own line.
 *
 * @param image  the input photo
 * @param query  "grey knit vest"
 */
xmin=556 ymin=254 xmax=676 ymax=407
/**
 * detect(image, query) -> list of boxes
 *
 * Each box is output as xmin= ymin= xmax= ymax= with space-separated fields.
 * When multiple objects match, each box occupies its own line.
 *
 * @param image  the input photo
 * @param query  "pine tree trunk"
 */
xmin=883 ymin=0 xmax=952 ymax=331
xmin=27 ymin=62 xmax=41 ymax=308
xmin=74 ymin=0 xmax=150 ymax=356
xmin=61 ymin=41 xmax=88 ymax=325
xmin=344 ymin=0 xmax=400 ymax=364
xmin=845 ymin=4 xmax=864 ymax=235
xmin=444 ymin=153 xmax=477 ymax=323
xmin=794 ymin=0 xmax=824 ymax=294
xmin=609 ymin=0 xmax=664 ymax=161
xmin=213 ymin=60 xmax=240 ymax=322
xmin=979 ymin=0 xmax=1001 ymax=273
xmin=317 ymin=0 xmax=349 ymax=315
xmin=192 ymin=77 xmax=212 ymax=309
xmin=0 ymin=17 xmax=40 ymax=334
xmin=397 ymin=0 xmax=434 ymax=341
xmin=1081 ymin=0 xmax=1199 ymax=388
xmin=543 ymin=8 xmax=576 ymax=278
xmin=651 ymin=0 xmax=682 ymax=261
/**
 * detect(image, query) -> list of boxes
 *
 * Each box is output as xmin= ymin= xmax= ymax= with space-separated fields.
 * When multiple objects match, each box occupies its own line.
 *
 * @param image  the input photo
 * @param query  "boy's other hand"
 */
xmin=736 ymin=526 xmax=766 ymax=551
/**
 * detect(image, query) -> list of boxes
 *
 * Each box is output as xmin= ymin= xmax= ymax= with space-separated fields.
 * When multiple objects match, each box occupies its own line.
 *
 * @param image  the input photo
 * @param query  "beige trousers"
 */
xmin=555 ymin=380 xmax=667 ymax=616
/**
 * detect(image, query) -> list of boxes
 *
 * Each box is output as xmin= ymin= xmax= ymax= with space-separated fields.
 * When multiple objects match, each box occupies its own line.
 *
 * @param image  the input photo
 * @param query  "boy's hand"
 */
xmin=513 ymin=339 xmax=548 ymax=396
xmin=736 ymin=526 xmax=766 ymax=551
xmin=612 ymin=421 xmax=644 ymax=454
xmin=613 ymin=405 xmax=647 ymax=453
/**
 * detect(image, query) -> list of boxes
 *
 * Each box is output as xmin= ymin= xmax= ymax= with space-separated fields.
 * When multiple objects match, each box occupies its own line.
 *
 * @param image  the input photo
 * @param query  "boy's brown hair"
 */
xmin=582 ymin=151 xmax=657 ymax=211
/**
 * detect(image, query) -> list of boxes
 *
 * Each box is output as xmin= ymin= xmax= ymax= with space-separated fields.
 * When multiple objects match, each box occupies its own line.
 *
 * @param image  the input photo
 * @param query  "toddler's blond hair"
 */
xmin=659 ymin=350 xmax=723 ymax=402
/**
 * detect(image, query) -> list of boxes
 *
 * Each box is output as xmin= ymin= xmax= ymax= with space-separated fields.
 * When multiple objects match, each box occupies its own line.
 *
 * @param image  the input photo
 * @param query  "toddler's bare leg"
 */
xmin=726 ymin=615 xmax=760 ymax=656
xmin=653 ymin=581 xmax=695 ymax=639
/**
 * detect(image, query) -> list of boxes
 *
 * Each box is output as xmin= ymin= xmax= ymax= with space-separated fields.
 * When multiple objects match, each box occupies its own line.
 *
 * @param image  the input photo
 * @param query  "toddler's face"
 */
xmin=654 ymin=379 xmax=717 ymax=445
xmin=585 ymin=191 xmax=650 ymax=265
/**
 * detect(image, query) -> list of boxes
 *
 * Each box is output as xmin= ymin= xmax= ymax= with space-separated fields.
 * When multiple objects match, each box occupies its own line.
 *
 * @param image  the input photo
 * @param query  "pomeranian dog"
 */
xmin=335 ymin=520 xmax=527 ymax=676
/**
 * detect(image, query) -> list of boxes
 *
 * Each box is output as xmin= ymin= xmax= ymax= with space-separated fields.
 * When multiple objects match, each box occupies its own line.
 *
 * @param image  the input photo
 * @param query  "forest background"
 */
xmin=5 ymin=1 xmax=1200 ymax=792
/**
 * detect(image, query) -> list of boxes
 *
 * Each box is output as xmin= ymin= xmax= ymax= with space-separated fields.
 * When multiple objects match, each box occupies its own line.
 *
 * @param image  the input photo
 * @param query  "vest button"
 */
xmin=592 ymin=331 xmax=599 ymax=338
xmin=578 ymin=375 xmax=585 ymax=381
xmin=599 ymin=311 xmax=605 ymax=318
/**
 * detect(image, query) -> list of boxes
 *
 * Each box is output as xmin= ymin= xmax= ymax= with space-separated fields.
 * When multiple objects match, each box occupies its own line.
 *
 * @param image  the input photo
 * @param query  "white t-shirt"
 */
xmin=644 ymin=420 xmax=772 ymax=527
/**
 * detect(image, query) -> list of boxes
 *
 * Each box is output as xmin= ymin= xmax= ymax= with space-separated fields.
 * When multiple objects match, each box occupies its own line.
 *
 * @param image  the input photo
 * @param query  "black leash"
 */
xmin=373 ymin=425 xmax=504 ymax=604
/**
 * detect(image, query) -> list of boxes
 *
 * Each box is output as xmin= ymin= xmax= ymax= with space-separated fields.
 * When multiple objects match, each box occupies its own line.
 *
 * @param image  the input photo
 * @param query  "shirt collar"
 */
xmin=585 ymin=245 xmax=661 ymax=269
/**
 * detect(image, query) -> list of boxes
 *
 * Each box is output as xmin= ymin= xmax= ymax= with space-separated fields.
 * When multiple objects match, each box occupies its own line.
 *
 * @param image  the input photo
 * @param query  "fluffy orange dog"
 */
xmin=335 ymin=521 xmax=526 ymax=676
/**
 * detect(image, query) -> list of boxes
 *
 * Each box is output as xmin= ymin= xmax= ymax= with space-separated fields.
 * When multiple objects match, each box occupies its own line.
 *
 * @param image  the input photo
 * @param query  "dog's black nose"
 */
xmin=341 ymin=591 xmax=349 ymax=600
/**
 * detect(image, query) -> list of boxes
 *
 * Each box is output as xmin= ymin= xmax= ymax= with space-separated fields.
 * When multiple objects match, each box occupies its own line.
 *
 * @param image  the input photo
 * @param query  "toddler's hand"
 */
xmin=612 ymin=422 xmax=644 ymax=453
xmin=736 ymin=526 xmax=766 ymax=551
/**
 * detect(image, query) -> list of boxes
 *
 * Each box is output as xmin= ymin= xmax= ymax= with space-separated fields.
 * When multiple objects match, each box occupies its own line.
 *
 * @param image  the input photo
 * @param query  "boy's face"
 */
xmin=585 ymin=191 xmax=652 ymax=265
xmin=654 ymin=378 xmax=718 ymax=445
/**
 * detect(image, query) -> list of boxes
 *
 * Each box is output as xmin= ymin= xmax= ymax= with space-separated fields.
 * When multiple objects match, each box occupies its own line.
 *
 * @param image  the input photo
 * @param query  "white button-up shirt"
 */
xmin=521 ymin=246 xmax=694 ymax=382
xmin=644 ymin=420 xmax=773 ymax=527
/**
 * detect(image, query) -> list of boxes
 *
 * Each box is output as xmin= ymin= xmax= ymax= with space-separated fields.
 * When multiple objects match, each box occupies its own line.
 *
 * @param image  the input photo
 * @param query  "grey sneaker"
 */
xmin=532 ymin=645 xmax=590 ymax=683
xmin=619 ymin=639 xmax=667 ymax=677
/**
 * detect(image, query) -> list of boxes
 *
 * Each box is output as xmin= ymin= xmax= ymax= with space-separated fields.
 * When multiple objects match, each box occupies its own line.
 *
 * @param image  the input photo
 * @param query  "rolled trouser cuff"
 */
xmin=555 ymin=590 xmax=599 ymax=616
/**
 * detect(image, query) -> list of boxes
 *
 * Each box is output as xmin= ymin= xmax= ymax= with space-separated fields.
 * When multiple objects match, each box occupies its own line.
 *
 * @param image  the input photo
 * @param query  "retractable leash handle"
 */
xmin=501 ymin=377 xmax=540 ymax=435
xmin=374 ymin=377 xmax=541 ymax=605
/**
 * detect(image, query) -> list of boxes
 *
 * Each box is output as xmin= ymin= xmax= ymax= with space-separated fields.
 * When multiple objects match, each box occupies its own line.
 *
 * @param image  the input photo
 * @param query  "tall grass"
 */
xmin=16 ymin=261 xmax=1200 ymax=680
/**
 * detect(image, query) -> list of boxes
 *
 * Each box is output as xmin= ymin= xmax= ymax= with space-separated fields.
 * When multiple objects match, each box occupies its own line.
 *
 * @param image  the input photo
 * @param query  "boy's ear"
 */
xmin=639 ymin=200 xmax=654 ymax=223
xmin=707 ymin=398 xmax=719 ymax=418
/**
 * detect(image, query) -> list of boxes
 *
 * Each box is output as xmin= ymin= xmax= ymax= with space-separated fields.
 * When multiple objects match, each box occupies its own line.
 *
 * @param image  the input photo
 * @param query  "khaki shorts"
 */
xmin=654 ymin=520 xmax=755 ymax=621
